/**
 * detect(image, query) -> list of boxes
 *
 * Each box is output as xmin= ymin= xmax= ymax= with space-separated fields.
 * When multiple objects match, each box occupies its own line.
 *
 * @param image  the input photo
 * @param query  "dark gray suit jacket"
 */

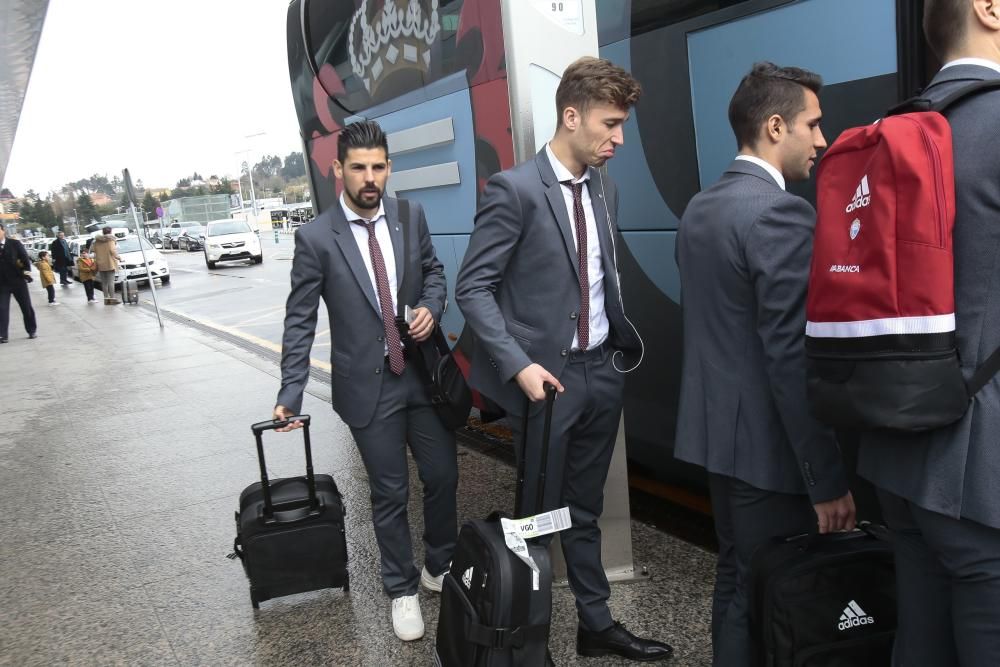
xmin=674 ymin=159 xmax=848 ymax=504
xmin=277 ymin=197 xmax=447 ymax=428
xmin=859 ymin=64 xmax=1000 ymax=529
xmin=455 ymin=149 xmax=641 ymax=413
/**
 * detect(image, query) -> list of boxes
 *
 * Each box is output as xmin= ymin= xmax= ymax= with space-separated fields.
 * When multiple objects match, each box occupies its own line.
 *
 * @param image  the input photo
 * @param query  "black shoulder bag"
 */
xmin=395 ymin=200 xmax=473 ymax=430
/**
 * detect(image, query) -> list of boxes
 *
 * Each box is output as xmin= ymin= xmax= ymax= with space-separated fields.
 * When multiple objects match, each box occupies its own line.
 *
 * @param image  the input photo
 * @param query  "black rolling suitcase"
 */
xmin=232 ymin=415 xmax=349 ymax=608
xmin=435 ymin=387 xmax=558 ymax=666
xmin=750 ymin=525 xmax=896 ymax=667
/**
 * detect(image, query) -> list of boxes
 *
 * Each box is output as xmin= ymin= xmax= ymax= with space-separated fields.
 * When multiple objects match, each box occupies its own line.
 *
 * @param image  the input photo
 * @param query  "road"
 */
xmin=138 ymin=232 xmax=331 ymax=364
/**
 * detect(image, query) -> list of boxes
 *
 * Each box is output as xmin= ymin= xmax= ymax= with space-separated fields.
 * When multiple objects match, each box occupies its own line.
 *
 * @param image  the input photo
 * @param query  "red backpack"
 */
xmin=806 ymin=80 xmax=1000 ymax=432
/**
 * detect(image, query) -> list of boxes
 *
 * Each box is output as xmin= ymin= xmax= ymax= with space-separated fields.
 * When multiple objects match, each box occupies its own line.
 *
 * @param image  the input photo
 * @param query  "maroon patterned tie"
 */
xmin=563 ymin=181 xmax=590 ymax=350
xmin=355 ymin=219 xmax=405 ymax=375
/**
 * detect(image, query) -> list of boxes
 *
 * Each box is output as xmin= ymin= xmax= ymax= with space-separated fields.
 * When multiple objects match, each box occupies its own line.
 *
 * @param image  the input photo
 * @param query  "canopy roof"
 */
xmin=1 ymin=0 xmax=50 ymax=187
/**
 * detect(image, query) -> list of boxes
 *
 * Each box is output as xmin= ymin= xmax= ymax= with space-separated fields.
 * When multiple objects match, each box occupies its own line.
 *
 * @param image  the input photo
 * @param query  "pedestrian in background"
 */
xmin=92 ymin=227 xmax=121 ymax=305
xmin=49 ymin=231 xmax=73 ymax=286
xmin=35 ymin=250 xmax=57 ymax=305
xmin=77 ymin=248 xmax=97 ymax=303
xmin=0 ymin=223 xmax=38 ymax=342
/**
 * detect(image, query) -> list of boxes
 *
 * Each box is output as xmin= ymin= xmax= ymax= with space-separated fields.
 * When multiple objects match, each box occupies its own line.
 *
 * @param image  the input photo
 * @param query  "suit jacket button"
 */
xmin=375 ymin=368 xmax=382 ymax=375
xmin=377 ymin=336 xmax=384 ymax=342
xmin=561 ymin=349 xmax=568 ymax=357
xmin=570 ymin=312 xmax=578 ymax=320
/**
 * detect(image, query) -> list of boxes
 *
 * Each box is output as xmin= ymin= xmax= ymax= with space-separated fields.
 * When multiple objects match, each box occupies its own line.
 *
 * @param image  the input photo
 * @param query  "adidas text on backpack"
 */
xmin=806 ymin=80 xmax=1000 ymax=432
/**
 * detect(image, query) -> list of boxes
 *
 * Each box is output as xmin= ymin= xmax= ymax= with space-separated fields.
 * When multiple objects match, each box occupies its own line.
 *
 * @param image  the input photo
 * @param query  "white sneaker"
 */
xmin=390 ymin=594 xmax=424 ymax=641
xmin=48 ymin=301 xmax=59 ymax=306
xmin=420 ymin=565 xmax=445 ymax=593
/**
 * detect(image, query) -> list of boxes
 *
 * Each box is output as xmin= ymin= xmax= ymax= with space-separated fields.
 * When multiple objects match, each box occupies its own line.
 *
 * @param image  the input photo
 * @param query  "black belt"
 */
xmin=569 ymin=341 xmax=609 ymax=362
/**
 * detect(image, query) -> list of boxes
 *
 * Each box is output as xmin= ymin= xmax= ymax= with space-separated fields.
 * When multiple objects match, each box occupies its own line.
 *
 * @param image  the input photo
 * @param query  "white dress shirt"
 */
xmin=735 ymin=154 xmax=786 ymax=191
xmin=340 ymin=194 xmax=397 ymax=354
xmin=941 ymin=58 xmax=1000 ymax=74
xmin=545 ymin=143 xmax=609 ymax=351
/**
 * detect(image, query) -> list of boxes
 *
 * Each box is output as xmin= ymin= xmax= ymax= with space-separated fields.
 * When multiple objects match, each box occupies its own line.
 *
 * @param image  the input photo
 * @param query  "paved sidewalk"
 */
xmin=0 ymin=286 xmax=714 ymax=666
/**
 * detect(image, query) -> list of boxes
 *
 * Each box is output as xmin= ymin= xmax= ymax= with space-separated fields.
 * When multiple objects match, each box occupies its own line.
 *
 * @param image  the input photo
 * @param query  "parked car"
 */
xmin=111 ymin=235 xmax=170 ymax=287
xmin=163 ymin=221 xmax=203 ymax=249
xmin=203 ymin=219 xmax=263 ymax=268
xmin=177 ymin=227 xmax=205 ymax=251
xmin=148 ymin=232 xmax=164 ymax=249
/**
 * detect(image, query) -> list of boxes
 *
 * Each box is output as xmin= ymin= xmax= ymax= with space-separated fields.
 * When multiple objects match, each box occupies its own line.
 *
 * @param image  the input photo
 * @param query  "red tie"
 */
xmin=355 ymin=219 xmax=405 ymax=375
xmin=563 ymin=181 xmax=590 ymax=350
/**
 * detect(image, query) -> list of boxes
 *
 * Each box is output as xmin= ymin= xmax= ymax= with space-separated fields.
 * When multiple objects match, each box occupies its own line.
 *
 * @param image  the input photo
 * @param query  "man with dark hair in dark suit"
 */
xmin=49 ymin=231 xmax=73 ymax=286
xmin=0 ymin=224 xmax=38 ymax=343
xmin=273 ymin=120 xmax=457 ymax=643
xmin=675 ymin=62 xmax=855 ymax=666
xmin=858 ymin=2 xmax=1000 ymax=664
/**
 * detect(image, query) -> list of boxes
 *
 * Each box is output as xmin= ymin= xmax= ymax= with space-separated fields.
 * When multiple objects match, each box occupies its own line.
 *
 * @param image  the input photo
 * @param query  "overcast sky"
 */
xmin=5 ymin=0 xmax=303 ymax=196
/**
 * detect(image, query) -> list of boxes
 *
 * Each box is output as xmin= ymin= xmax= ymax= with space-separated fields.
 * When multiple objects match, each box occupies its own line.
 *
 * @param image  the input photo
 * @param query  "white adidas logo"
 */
xmin=845 ymin=175 xmax=871 ymax=213
xmin=461 ymin=566 xmax=474 ymax=589
xmin=838 ymin=600 xmax=875 ymax=631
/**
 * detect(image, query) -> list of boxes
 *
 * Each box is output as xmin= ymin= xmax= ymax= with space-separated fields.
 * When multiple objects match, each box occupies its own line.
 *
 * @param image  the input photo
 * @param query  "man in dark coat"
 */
xmin=49 ymin=231 xmax=73 ymax=285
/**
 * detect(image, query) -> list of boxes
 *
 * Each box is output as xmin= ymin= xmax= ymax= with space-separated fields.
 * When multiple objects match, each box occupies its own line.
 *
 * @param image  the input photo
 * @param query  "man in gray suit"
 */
xmin=456 ymin=57 xmax=672 ymax=663
xmin=674 ymin=63 xmax=855 ymax=666
xmin=858 ymin=3 xmax=1000 ymax=664
xmin=274 ymin=121 xmax=457 ymax=642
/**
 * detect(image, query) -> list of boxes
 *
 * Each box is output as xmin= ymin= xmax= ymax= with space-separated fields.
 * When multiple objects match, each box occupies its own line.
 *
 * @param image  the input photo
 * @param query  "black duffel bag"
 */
xmin=395 ymin=199 xmax=472 ymax=431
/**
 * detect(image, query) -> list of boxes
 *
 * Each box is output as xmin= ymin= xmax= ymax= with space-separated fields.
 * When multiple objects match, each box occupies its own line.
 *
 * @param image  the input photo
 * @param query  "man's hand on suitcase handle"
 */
xmin=813 ymin=491 xmax=856 ymax=534
xmin=272 ymin=405 xmax=304 ymax=432
xmin=516 ymin=364 xmax=564 ymax=401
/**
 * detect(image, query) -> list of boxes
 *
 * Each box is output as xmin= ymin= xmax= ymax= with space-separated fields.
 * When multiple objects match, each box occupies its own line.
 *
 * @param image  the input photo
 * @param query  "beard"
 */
xmin=345 ymin=184 xmax=382 ymax=212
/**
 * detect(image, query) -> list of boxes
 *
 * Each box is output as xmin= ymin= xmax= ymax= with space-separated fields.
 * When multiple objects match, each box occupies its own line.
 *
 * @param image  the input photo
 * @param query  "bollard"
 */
xmin=273 ymin=229 xmax=280 ymax=244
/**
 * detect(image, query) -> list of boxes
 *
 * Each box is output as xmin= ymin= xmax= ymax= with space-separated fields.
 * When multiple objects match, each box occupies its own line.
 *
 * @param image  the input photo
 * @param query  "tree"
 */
xmin=192 ymin=172 xmax=203 ymax=181
xmin=0 ymin=187 xmax=13 ymax=199
xmin=176 ymin=177 xmax=191 ymax=188
xmin=76 ymin=193 xmax=98 ymax=224
xmin=142 ymin=191 xmax=160 ymax=218
xmin=281 ymin=152 xmax=306 ymax=180
xmin=253 ymin=155 xmax=282 ymax=180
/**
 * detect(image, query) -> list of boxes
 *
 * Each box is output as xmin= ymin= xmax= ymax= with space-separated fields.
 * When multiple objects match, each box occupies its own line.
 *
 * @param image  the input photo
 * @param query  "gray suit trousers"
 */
xmin=708 ymin=474 xmax=816 ymax=667
xmin=879 ymin=490 xmax=1000 ymax=667
xmin=509 ymin=344 xmax=623 ymax=632
xmin=350 ymin=360 xmax=458 ymax=598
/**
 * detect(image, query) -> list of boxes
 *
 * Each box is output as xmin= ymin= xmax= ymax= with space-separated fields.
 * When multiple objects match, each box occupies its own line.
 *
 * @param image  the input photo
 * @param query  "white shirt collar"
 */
xmin=545 ymin=143 xmax=590 ymax=184
xmin=735 ymin=155 xmax=786 ymax=191
xmin=941 ymin=58 xmax=1000 ymax=74
xmin=339 ymin=192 xmax=385 ymax=223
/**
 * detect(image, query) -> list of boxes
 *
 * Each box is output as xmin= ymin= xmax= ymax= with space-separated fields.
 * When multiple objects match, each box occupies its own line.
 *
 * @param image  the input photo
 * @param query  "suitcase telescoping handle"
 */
xmin=514 ymin=383 xmax=557 ymax=518
xmin=250 ymin=415 xmax=317 ymax=518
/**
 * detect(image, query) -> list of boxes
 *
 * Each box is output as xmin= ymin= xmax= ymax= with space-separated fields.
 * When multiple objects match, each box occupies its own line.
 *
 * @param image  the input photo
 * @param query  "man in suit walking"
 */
xmin=0 ymin=224 xmax=38 ymax=343
xmin=858 ymin=3 xmax=1000 ymax=664
xmin=273 ymin=121 xmax=457 ymax=642
xmin=674 ymin=62 xmax=855 ymax=666
xmin=456 ymin=57 xmax=672 ymax=663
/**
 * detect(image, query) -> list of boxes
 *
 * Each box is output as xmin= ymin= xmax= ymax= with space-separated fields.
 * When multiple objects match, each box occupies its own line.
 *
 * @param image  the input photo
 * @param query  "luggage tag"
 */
xmin=500 ymin=507 xmax=572 ymax=590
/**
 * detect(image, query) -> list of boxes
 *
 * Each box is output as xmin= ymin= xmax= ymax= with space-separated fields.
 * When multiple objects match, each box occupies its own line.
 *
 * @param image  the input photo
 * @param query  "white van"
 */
xmin=203 ymin=219 xmax=263 ymax=268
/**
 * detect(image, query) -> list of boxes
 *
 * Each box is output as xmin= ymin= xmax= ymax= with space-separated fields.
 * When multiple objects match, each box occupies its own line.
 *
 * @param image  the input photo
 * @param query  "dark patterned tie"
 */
xmin=354 ymin=219 xmax=405 ymax=375
xmin=563 ymin=181 xmax=590 ymax=350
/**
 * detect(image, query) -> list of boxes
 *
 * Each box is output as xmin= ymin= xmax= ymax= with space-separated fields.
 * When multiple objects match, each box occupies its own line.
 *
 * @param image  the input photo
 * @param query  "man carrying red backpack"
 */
xmin=854 ymin=2 xmax=1000 ymax=664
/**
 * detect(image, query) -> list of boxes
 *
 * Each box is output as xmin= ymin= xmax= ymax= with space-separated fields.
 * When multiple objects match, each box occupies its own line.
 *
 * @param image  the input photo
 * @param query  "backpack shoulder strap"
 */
xmin=969 ymin=346 xmax=1000 ymax=397
xmin=889 ymin=79 xmax=1000 ymax=116
xmin=395 ymin=198 xmax=411 ymax=322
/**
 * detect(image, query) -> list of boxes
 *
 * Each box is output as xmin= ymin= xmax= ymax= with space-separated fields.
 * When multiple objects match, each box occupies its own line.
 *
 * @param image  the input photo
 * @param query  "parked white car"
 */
xmin=203 ymin=219 xmax=263 ymax=268
xmin=111 ymin=235 xmax=170 ymax=287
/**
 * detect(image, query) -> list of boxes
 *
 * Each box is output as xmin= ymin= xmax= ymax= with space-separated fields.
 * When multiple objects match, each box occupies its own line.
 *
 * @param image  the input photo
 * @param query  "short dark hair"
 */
xmin=728 ymin=62 xmax=823 ymax=151
xmin=337 ymin=120 xmax=389 ymax=163
xmin=39 ymin=250 xmax=48 ymax=259
xmin=924 ymin=0 xmax=969 ymax=60
xmin=102 ymin=226 xmax=112 ymax=234
xmin=555 ymin=57 xmax=642 ymax=126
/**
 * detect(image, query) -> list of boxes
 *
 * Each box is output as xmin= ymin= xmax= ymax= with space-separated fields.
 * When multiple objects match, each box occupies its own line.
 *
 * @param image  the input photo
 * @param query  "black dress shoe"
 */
xmin=0 ymin=337 xmax=7 ymax=343
xmin=577 ymin=621 xmax=673 ymax=662
xmin=28 ymin=333 xmax=37 ymax=339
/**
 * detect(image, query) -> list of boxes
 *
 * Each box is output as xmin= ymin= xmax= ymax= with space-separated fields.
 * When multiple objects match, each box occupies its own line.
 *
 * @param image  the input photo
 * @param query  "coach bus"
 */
xmin=284 ymin=0 xmax=933 ymax=502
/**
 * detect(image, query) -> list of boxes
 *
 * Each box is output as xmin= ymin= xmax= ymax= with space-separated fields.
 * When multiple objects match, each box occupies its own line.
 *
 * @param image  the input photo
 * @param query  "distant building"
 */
xmin=161 ymin=194 xmax=232 ymax=224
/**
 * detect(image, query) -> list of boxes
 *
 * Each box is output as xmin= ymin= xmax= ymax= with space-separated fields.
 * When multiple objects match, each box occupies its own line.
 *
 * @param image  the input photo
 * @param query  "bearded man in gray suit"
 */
xmin=857 ymin=2 xmax=1000 ymax=664
xmin=274 ymin=121 xmax=457 ymax=643
xmin=674 ymin=63 xmax=855 ymax=666
xmin=456 ymin=57 xmax=672 ymax=663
